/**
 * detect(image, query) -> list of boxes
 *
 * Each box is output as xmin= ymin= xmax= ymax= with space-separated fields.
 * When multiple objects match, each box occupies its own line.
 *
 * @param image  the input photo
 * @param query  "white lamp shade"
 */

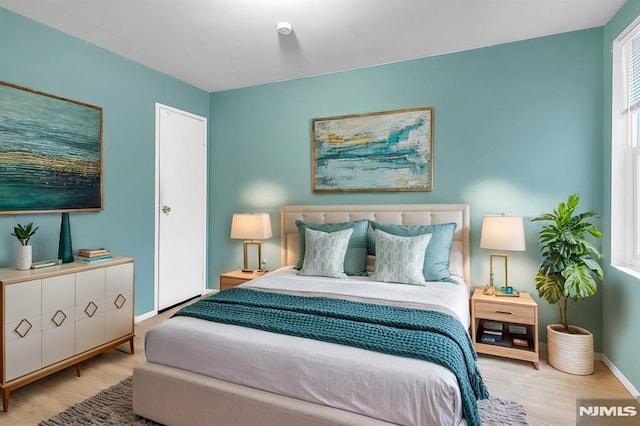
xmin=230 ymin=213 xmax=272 ymax=240
xmin=480 ymin=215 xmax=526 ymax=251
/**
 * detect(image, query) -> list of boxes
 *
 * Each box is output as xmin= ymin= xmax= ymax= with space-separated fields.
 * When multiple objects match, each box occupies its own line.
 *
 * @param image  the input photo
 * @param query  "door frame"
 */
xmin=153 ymin=102 xmax=208 ymax=313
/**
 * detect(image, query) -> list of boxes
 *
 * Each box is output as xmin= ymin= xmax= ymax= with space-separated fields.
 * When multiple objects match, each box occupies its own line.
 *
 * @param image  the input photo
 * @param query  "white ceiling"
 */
xmin=1 ymin=0 xmax=627 ymax=93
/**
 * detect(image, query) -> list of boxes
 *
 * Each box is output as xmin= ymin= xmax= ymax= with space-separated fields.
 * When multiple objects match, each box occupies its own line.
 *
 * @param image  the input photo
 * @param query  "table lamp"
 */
xmin=480 ymin=215 xmax=526 ymax=294
xmin=230 ymin=212 xmax=272 ymax=273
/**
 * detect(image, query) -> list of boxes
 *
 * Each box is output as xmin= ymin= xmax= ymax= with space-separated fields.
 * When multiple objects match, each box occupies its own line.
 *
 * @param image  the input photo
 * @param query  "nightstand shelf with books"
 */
xmin=471 ymin=288 xmax=539 ymax=369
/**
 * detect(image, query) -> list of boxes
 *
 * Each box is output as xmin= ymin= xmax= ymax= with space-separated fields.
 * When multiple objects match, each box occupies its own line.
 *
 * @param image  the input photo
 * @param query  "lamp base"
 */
xmin=489 ymin=253 xmax=509 ymax=288
xmin=241 ymin=269 xmax=254 ymax=273
xmin=242 ymin=240 xmax=263 ymax=273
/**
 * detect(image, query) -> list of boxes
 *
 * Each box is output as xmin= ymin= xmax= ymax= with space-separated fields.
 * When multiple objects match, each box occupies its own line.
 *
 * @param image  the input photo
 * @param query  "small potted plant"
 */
xmin=532 ymin=194 xmax=603 ymax=375
xmin=11 ymin=222 xmax=39 ymax=270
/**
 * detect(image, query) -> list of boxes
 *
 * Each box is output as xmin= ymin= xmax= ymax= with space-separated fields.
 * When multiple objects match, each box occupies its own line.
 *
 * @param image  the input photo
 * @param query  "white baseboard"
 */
xmin=135 ymin=310 xmax=157 ymax=323
xmin=601 ymin=354 xmax=640 ymax=400
xmin=135 ymin=290 xmax=218 ymax=323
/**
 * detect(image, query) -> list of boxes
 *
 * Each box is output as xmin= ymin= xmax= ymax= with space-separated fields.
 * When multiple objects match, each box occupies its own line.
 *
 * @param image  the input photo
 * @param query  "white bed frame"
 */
xmin=133 ymin=203 xmax=470 ymax=426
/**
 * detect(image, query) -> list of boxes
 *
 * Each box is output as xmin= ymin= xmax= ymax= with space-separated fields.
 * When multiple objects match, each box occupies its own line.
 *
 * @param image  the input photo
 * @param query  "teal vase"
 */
xmin=58 ymin=212 xmax=73 ymax=263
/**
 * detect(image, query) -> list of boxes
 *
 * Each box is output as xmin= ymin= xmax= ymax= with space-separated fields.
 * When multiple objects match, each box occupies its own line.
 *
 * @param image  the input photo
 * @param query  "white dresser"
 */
xmin=0 ymin=257 xmax=134 ymax=411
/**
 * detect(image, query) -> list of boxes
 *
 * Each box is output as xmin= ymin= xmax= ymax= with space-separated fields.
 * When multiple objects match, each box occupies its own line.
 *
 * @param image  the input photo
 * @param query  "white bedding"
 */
xmin=145 ymin=268 xmax=471 ymax=426
xmin=242 ymin=267 xmax=470 ymax=328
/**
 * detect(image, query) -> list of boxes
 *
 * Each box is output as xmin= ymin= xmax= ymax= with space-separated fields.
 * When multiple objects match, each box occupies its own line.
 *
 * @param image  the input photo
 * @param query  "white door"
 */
xmin=156 ymin=103 xmax=207 ymax=311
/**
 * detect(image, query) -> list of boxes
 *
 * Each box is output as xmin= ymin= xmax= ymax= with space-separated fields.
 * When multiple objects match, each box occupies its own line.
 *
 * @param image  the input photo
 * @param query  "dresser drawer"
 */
xmin=474 ymin=301 xmax=535 ymax=324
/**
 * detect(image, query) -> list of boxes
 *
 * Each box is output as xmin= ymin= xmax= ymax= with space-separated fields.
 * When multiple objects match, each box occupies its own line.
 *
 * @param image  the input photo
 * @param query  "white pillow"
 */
xmin=370 ymin=229 xmax=432 ymax=285
xmin=298 ymin=228 xmax=354 ymax=279
xmin=449 ymin=240 xmax=464 ymax=278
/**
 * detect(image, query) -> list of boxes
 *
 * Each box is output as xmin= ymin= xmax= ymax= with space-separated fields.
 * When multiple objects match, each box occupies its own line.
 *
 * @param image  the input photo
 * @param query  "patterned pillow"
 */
xmin=298 ymin=228 xmax=354 ymax=279
xmin=370 ymin=230 xmax=432 ymax=285
xmin=293 ymin=219 xmax=369 ymax=276
xmin=370 ymin=221 xmax=457 ymax=283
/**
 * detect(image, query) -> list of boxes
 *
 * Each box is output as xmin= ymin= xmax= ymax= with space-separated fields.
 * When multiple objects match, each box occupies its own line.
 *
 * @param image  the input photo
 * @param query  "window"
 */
xmin=612 ymin=16 xmax=640 ymax=273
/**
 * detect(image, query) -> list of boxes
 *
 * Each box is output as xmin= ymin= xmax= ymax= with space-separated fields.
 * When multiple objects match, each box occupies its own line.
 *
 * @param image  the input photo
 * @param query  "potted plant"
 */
xmin=532 ymin=194 xmax=603 ymax=375
xmin=11 ymin=222 xmax=39 ymax=270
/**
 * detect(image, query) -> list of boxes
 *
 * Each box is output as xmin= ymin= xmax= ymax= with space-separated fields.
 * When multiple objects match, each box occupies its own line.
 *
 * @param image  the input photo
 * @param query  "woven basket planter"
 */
xmin=547 ymin=324 xmax=594 ymax=375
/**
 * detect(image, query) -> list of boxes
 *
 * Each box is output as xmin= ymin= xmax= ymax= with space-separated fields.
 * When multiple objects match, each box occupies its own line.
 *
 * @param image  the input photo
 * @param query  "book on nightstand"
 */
xmin=481 ymin=333 xmax=503 ymax=344
xmin=508 ymin=324 xmax=528 ymax=335
xmin=483 ymin=320 xmax=504 ymax=331
xmin=512 ymin=337 xmax=529 ymax=347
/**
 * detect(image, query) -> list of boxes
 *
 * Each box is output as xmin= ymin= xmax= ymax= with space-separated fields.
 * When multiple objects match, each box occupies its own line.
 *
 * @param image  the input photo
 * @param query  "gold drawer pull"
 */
xmin=495 ymin=311 xmax=512 ymax=315
xmin=52 ymin=309 xmax=67 ymax=327
xmin=114 ymin=294 xmax=126 ymax=309
xmin=14 ymin=319 xmax=33 ymax=338
xmin=84 ymin=301 xmax=98 ymax=318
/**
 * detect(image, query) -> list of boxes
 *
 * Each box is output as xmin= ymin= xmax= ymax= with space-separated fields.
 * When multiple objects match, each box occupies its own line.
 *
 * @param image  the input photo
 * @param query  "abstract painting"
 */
xmin=311 ymin=107 xmax=433 ymax=192
xmin=0 ymin=82 xmax=103 ymax=214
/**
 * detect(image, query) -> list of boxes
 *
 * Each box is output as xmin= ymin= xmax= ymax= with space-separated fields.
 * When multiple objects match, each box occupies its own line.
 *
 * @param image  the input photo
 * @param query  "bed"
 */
xmin=133 ymin=204 xmax=485 ymax=426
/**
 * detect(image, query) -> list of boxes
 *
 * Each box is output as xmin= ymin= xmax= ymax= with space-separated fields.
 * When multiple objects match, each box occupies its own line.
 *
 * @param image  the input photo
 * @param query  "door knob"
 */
xmin=162 ymin=205 xmax=171 ymax=215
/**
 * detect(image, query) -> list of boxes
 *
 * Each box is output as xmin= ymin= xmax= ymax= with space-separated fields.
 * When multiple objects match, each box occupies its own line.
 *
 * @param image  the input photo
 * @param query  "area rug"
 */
xmin=39 ymin=376 xmax=528 ymax=425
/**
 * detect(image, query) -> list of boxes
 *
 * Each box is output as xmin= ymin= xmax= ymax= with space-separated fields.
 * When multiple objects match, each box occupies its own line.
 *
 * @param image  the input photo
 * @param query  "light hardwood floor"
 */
xmin=0 ymin=302 xmax=634 ymax=426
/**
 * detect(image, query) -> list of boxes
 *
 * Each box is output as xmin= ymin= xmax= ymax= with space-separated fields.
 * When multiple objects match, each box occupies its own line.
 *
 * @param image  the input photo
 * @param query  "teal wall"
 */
xmin=210 ymin=29 xmax=606 ymax=349
xmin=0 ymin=9 xmax=210 ymax=316
xmin=603 ymin=0 xmax=640 ymax=395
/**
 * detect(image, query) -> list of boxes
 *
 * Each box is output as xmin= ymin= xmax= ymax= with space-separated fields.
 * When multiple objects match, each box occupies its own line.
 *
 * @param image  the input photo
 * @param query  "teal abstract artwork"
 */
xmin=312 ymin=107 xmax=433 ymax=192
xmin=0 ymin=82 xmax=102 ymax=214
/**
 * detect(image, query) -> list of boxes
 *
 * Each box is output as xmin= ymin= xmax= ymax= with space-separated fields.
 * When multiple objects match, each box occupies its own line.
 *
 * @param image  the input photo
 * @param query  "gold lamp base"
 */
xmin=242 ymin=240 xmax=262 ymax=273
xmin=486 ymin=253 xmax=509 ymax=294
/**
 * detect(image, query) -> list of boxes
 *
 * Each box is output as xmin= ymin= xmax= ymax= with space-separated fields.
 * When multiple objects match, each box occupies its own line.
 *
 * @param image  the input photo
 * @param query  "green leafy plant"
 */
xmin=532 ymin=194 xmax=603 ymax=333
xmin=10 ymin=222 xmax=39 ymax=246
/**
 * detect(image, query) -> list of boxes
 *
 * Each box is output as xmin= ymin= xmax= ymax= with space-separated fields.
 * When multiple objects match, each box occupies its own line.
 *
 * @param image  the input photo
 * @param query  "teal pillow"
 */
xmin=294 ymin=219 xmax=369 ymax=276
xmin=370 ymin=230 xmax=431 ymax=285
xmin=366 ymin=230 xmax=376 ymax=255
xmin=369 ymin=221 xmax=457 ymax=283
xmin=298 ymin=228 xmax=353 ymax=279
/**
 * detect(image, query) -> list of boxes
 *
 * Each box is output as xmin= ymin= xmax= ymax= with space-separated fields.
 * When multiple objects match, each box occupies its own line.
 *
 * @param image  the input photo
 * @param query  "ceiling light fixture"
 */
xmin=276 ymin=22 xmax=293 ymax=35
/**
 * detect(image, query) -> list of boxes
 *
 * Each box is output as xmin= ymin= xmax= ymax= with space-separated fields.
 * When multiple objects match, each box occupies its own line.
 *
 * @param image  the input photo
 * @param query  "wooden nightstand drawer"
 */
xmin=220 ymin=276 xmax=248 ymax=291
xmin=474 ymin=301 xmax=535 ymax=325
xmin=219 ymin=270 xmax=266 ymax=291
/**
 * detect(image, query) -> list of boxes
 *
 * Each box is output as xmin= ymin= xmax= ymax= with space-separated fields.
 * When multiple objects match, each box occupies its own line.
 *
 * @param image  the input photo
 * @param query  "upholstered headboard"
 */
xmin=280 ymin=204 xmax=470 ymax=282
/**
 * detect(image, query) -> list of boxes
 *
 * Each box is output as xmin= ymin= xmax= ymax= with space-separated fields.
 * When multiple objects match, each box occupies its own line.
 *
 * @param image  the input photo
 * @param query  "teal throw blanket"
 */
xmin=175 ymin=287 xmax=489 ymax=426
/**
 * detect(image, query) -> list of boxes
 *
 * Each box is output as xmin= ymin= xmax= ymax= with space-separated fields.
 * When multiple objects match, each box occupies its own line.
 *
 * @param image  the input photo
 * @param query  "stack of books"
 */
xmin=480 ymin=320 xmax=504 ymax=344
xmin=75 ymin=248 xmax=113 ymax=263
xmin=508 ymin=324 xmax=530 ymax=348
xmin=480 ymin=330 xmax=503 ymax=344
